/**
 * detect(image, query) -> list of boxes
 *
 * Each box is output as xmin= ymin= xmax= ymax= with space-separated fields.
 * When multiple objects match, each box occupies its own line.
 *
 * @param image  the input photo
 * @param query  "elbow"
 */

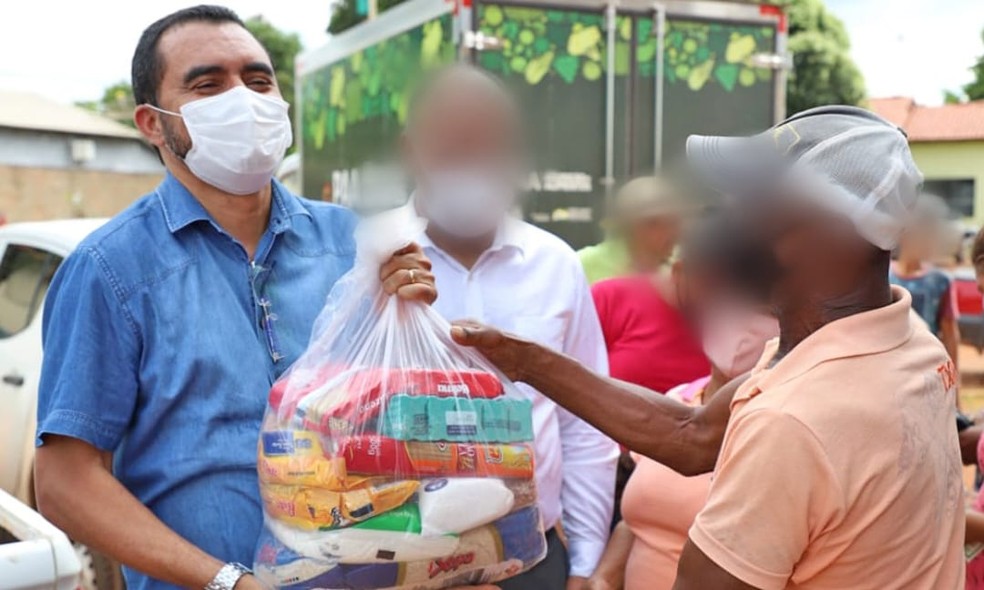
xmin=34 ymin=453 xmax=59 ymax=521
xmin=671 ymin=417 xmax=720 ymax=477
xmin=33 ymin=449 xmax=73 ymax=529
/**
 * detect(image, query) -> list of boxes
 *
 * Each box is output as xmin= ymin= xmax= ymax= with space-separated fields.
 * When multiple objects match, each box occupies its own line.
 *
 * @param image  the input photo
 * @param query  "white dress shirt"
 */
xmin=405 ymin=207 xmax=619 ymax=577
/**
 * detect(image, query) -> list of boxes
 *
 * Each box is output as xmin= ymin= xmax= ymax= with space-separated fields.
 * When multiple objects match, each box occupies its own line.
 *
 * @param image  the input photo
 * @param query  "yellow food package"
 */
xmin=260 ymin=479 xmax=420 ymax=530
xmin=257 ymin=429 xmax=348 ymax=488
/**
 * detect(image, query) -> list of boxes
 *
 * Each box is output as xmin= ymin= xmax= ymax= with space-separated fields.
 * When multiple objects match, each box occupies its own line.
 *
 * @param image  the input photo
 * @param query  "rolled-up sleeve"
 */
xmin=559 ymin=269 xmax=619 ymax=577
xmin=37 ymin=247 xmax=140 ymax=451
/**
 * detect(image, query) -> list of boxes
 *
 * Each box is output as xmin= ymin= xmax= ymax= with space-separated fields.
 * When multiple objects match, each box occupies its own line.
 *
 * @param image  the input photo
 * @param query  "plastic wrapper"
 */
xmin=255 ymin=211 xmax=546 ymax=589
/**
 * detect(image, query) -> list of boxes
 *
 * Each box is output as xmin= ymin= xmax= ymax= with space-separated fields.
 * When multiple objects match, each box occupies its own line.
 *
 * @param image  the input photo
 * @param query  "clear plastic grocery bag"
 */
xmin=254 ymin=210 xmax=547 ymax=590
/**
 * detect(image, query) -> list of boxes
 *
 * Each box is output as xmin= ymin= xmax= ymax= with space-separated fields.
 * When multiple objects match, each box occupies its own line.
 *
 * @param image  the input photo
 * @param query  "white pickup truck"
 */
xmin=0 ymin=219 xmax=122 ymax=590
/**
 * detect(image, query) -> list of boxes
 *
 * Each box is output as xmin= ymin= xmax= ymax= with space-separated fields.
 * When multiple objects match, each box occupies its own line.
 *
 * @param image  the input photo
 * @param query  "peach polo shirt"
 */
xmin=690 ymin=287 xmax=965 ymax=590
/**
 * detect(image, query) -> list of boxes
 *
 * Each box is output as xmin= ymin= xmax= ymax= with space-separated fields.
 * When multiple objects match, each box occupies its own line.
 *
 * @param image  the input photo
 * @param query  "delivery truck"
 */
xmin=296 ymin=0 xmax=788 ymax=248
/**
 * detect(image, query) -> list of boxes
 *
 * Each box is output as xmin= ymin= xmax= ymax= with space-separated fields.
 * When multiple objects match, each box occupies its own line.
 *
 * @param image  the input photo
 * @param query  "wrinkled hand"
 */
xmin=450 ymin=320 xmax=533 ymax=382
xmin=567 ymin=576 xmax=590 ymax=590
xmin=380 ymin=242 xmax=437 ymax=304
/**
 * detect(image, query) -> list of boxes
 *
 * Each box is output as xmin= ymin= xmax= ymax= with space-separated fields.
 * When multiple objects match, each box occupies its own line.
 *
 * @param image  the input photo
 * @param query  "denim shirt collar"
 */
xmin=155 ymin=172 xmax=312 ymax=236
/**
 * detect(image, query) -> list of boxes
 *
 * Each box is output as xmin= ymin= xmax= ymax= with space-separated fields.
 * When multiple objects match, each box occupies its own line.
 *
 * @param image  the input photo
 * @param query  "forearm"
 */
xmin=967 ymin=510 xmax=984 ymax=545
xmin=589 ymin=521 xmax=635 ymax=589
xmin=521 ymin=342 xmax=727 ymax=476
xmin=36 ymin=442 xmax=223 ymax=588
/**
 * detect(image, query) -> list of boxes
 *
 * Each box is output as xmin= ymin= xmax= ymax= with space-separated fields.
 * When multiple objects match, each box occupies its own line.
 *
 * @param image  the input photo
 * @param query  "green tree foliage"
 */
xmin=245 ymin=16 xmax=303 ymax=112
xmin=76 ymin=81 xmax=136 ymax=128
xmin=782 ymin=0 xmax=866 ymax=114
xmin=78 ymin=18 xmax=303 ymax=135
xmin=329 ymin=0 xmax=409 ymax=34
xmin=959 ymin=28 xmax=984 ymax=102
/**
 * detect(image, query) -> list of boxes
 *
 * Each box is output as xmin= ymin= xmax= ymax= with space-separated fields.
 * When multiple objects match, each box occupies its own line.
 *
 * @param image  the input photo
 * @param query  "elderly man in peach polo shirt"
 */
xmin=454 ymin=106 xmax=964 ymax=590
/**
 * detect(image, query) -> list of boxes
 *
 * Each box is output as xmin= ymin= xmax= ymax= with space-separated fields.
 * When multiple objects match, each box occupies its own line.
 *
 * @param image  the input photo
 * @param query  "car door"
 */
xmin=0 ymin=240 xmax=63 ymax=503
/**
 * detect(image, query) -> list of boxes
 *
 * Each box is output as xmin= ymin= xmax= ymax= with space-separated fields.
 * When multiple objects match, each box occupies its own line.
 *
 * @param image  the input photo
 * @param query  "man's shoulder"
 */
xmin=76 ymin=192 xmax=165 ymax=260
xmin=285 ymin=195 xmax=358 ymax=256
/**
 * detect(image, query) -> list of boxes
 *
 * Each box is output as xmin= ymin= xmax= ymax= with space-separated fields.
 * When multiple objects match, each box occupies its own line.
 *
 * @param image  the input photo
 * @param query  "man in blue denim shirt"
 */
xmin=33 ymin=7 xmax=435 ymax=590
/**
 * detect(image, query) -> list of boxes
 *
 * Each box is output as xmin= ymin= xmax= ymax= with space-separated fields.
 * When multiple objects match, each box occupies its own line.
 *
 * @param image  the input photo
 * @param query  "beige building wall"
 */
xmin=909 ymin=141 xmax=984 ymax=223
xmin=0 ymin=165 xmax=162 ymax=222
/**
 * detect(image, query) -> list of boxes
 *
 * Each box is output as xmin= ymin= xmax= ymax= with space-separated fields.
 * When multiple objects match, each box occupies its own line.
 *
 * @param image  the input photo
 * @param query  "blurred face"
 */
xmin=405 ymin=76 xmax=524 ymax=238
xmin=135 ymin=22 xmax=279 ymax=162
xmin=722 ymin=189 xmax=872 ymax=309
xmin=899 ymin=220 xmax=942 ymax=262
xmin=672 ymin=254 xmax=779 ymax=379
xmin=627 ymin=215 xmax=682 ymax=268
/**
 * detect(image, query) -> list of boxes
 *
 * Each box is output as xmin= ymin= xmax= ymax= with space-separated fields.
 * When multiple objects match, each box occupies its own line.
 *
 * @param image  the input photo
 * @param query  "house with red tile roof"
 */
xmin=870 ymin=97 xmax=984 ymax=221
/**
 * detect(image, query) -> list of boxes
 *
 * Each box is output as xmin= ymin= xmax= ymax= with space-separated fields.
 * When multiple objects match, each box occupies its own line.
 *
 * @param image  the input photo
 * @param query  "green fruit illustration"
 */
xmin=675 ymin=63 xmax=690 ymax=79
xmin=714 ymin=63 xmax=739 ymax=91
xmin=421 ymin=20 xmax=443 ymax=66
xmin=552 ymin=54 xmax=579 ymax=84
xmin=519 ymin=29 xmax=534 ymax=45
xmin=687 ymin=57 xmax=714 ymax=91
xmin=725 ymin=34 xmax=756 ymax=64
xmin=568 ymin=25 xmax=601 ymax=56
xmin=739 ymin=68 xmax=756 ymax=87
xmin=615 ymin=42 xmax=630 ymax=75
xmin=619 ymin=17 xmax=632 ymax=41
xmin=525 ymin=50 xmax=555 ymax=84
xmin=683 ymin=38 xmax=697 ymax=54
xmin=329 ymin=66 xmax=345 ymax=107
xmin=484 ymin=5 xmax=503 ymax=27
xmin=511 ymin=56 xmax=528 ymax=73
xmin=583 ymin=60 xmax=602 ymax=81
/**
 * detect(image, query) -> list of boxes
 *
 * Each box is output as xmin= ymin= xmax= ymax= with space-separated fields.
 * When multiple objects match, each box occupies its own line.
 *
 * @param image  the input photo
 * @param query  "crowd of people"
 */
xmin=28 ymin=5 xmax=984 ymax=590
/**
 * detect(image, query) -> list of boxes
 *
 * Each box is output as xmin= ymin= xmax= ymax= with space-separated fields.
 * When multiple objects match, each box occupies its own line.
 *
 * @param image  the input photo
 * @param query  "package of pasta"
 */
xmin=255 ymin=210 xmax=545 ymax=589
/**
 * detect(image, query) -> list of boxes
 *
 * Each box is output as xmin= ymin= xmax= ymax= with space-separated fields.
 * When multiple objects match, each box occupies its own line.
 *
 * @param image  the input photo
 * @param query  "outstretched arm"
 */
xmin=451 ymin=322 xmax=743 ymax=476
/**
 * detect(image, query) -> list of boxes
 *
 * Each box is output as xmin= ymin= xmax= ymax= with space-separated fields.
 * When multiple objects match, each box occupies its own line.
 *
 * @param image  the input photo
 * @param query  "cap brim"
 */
xmin=686 ymin=133 xmax=781 ymax=198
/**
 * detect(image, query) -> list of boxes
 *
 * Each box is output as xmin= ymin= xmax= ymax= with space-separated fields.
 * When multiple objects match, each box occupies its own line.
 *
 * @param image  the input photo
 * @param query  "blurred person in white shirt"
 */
xmin=399 ymin=65 xmax=618 ymax=590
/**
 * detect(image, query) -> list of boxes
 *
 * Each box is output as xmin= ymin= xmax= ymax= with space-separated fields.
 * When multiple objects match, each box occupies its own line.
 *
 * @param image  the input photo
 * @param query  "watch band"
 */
xmin=204 ymin=562 xmax=251 ymax=590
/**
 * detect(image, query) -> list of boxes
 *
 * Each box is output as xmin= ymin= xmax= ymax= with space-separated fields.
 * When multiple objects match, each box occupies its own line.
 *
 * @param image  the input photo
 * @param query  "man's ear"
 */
xmin=134 ymin=104 xmax=166 ymax=151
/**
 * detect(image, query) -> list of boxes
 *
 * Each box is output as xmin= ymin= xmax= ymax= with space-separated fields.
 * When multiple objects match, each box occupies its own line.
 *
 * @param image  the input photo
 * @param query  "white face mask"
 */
xmin=150 ymin=86 xmax=292 ymax=195
xmin=419 ymin=169 xmax=518 ymax=238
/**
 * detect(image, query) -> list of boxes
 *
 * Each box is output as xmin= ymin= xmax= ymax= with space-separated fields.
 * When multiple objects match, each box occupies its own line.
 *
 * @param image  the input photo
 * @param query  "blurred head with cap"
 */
xmin=607 ymin=175 xmax=693 ymax=274
xmin=685 ymin=105 xmax=923 ymax=352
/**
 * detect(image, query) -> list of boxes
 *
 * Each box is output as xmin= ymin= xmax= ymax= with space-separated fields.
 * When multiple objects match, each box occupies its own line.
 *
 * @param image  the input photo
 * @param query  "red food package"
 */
xmin=275 ymin=368 xmax=504 ymax=437
xmin=338 ymin=435 xmax=535 ymax=479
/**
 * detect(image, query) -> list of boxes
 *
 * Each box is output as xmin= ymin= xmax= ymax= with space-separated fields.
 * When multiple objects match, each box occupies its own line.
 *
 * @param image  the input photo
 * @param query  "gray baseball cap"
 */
xmin=686 ymin=105 xmax=924 ymax=251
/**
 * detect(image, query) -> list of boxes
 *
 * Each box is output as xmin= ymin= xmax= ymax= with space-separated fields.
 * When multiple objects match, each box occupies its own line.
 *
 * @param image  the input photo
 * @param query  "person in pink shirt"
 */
xmin=587 ymin=217 xmax=779 ymax=590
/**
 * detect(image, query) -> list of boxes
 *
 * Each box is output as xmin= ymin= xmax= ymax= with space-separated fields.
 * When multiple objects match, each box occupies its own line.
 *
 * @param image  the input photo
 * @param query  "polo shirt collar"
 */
xmin=736 ymin=286 xmax=915 ymax=405
xmin=156 ymin=172 xmax=312 ymax=235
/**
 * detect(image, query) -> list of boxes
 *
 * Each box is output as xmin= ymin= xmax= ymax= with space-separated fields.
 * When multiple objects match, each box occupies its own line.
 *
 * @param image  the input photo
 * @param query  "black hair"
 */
xmin=131 ymin=5 xmax=245 ymax=108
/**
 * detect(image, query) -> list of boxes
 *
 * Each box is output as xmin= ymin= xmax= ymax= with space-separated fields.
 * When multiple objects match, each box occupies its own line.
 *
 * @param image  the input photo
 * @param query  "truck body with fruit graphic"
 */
xmin=296 ymin=0 xmax=788 ymax=248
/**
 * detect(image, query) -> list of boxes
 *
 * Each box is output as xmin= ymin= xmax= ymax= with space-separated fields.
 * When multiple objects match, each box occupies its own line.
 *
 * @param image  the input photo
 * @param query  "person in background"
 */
xmin=401 ymin=64 xmax=618 ymax=590
xmin=590 ymin=189 xmax=708 ymax=530
xmin=961 ymin=227 xmax=984 ymax=589
xmin=890 ymin=192 xmax=961 ymax=389
xmin=578 ymin=176 xmax=691 ymax=284
xmin=32 ymin=7 xmax=434 ymax=590
xmin=589 ymin=212 xmax=779 ymax=590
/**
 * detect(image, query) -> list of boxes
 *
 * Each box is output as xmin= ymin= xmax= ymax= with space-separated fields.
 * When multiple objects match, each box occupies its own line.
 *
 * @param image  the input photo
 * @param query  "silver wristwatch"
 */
xmin=204 ymin=562 xmax=251 ymax=590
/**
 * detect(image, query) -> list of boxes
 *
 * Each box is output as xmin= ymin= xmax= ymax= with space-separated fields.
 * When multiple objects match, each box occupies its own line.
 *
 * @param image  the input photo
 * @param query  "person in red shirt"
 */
xmin=591 ymin=261 xmax=709 ymax=394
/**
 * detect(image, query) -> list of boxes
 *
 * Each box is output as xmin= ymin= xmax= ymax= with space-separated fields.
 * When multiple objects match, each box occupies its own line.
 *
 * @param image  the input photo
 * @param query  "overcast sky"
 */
xmin=1 ymin=0 xmax=982 ymax=107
